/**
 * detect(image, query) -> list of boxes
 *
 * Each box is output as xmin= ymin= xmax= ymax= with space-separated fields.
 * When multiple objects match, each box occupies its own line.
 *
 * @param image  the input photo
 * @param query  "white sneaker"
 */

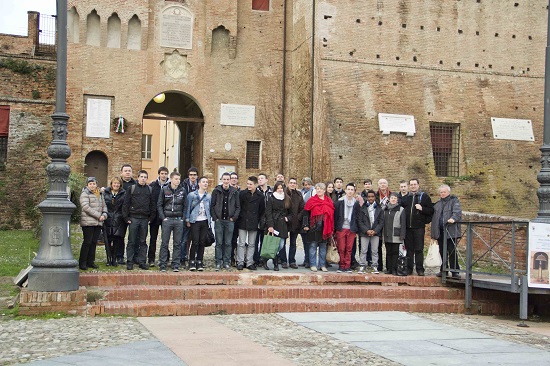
xmin=373 ymin=267 xmax=379 ymax=274
xmin=310 ymin=266 xmax=318 ymax=272
xmin=358 ymin=266 xmax=365 ymax=274
xmin=321 ymin=267 xmax=328 ymax=272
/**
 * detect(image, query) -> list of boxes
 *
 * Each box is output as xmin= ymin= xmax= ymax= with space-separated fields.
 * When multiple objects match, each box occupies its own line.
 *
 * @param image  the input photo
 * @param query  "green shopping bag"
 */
xmin=260 ymin=233 xmax=280 ymax=259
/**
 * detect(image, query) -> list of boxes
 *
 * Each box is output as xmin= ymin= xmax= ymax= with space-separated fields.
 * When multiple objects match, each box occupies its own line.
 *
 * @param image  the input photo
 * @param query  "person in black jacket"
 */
xmin=103 ymin=177 xmax=126 ymax=266
xmin=283 ymin=178 xmax=305 ymax=269
xmin=236 ymin=176 xmax=265 ymax=270
xmin=178 ymin=166 xmax=199 ymax=267
xmin=400 ymin=178 xmax=434 ymax=276
xmin=122 ymin=170 xmax=156 ymax=270
xmin=383 ymin=192 xmax=406 ymax=275
xmin=334 ymin=183 xmax=360 ymax=273
xmin=357 ymin=190 xmax=384 ymax=274
xmin=148 ymin=166 xmax=169 ymax=267
xmin=211 ymin=172 xmax=241 ymax=270
xmin=157 ymin=172 xmax=186 ymax=272
xmin=265 ymin=181 xmax=292 ymax=271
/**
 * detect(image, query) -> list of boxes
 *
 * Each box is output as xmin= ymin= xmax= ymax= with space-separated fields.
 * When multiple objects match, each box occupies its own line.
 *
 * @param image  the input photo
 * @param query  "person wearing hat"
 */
xmin=79 ymin=177 xmax=108 ymax=270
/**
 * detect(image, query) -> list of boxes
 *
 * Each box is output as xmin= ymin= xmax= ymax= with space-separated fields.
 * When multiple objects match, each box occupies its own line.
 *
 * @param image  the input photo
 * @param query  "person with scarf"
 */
xmin=334 ymin=183 xmax=360 ymax=273
xmin=303 ymin=182 xmax=335 ymax=272
xmin=357 ymin=190 xmax=384 ymax=274
xmin=79 ymin=177 xmax=108 ymax=270
xmin=103 ymin=176 xmax=126 ymax=266
xmin=383 ymin=192 xmax=406 ymax=275
xmin=265 ymin=181 xmax=292 ymax=271
xmin=431 ymin=184 xmax=462 ymax=279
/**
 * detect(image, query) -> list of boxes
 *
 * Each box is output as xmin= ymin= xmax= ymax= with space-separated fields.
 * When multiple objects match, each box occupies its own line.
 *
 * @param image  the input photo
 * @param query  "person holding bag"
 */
xmin=431 ymin=184 xmax=462 ymax=279
xmin=265 ymin=181 xmax=292 ymax=271
xmin=303 ymin=182 xmax=335 ymax=272
xmin=382 ymin=193 xmax=406 ymax=275
xmin=185 ymin=176 xmax=212 ymax=271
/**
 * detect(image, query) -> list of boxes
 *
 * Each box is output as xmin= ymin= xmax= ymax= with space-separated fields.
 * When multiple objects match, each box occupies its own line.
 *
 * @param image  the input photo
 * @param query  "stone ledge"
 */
xmin=19 ymin=287 xmax=87 ymax=316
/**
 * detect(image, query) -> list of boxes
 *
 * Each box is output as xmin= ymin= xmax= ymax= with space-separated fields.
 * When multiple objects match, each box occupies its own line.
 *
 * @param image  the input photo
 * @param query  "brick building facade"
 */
xmin=0 ymin=1 xmax=547 ymax=228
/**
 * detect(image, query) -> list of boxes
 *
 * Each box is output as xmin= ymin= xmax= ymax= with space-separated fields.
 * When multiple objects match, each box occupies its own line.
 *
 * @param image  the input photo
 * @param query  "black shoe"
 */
xmin=384 ymin=270 xmax=392 ymax=275
xmin=148 ymin=260 xmax=155 ymax=267
xmin=237 ymin=263 xmax=244 ymax=270
xmin=189 ymin=260 xmax=196 ymax=271
xmin=181 ymin=259 xmax=188 ymax=268
xmin=247 ymin=264 xmax=257 ymax=271
xmin=290 ymin=263 xmax=298 ymax=269
xmin=224 ymin=264 xmax=231 ymax=271
xmin=282 ymin=262 xmax=288 ymax=269
xmin=139 ymin=263 xmax=150 ymax=270
xmin=273 ymin=258 xmax=279 ymax=271
xmin=197 ymin=261 xmax=204 ymax=271
xmin=407 ymin=269 xmax=413 ymax=275
xmin=127 ymin=263 xmax=134 ymax=270
xmin=392 ymin=270 xmax=398 ymax=276
xmin=88 ymin=263 xmax=99 ymax=269
xmin=263 ymin=260 xmax=269 ymax=270
xmin=117 ymin=258 xmax=125 ymax=265
xmin=79 ymin=265 xmax=88 ymax=271
xmin=452 ymin=272 xmax=461 ymax=279
xmin=326 ymin=263 xmax=332 ymax=268
xmin=416 ymin=269 xmax=425 ymax=276
xmin=350 ymin=262 xmax=359 ymax=270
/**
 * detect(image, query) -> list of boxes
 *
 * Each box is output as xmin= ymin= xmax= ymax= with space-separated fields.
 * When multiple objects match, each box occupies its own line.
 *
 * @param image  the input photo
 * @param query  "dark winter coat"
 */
xmin=431 ymin=195 xmax=462 ymax=240
xmin=287 ymin=189 xmax=305 ymax=233
xmin=157 ymin=184 xmax=187 ymax=220
xmin=383 ymin=204 xmax=406 ymax=244
xmin=266 ymin=196 xmax=292 ymax=239
xmin=210 ymin=185 xmax=241 ymax=221
xmin=122 ymin=183 xmax=155 ymax=222
xmin=104 ymin=187 xmax=126 ymax=237
xmin=257 ymin=186 xmax=273 ymax=230
xmin=237 ymin=189 xmax=265 ymax=231
xmin=334 ymin=197 xmax=360 ymax=233
xmin=149 ymin=178 xmax=169 ymax=224
xmin=357 ymin=202 xmax=384 ymax=237
xmin=401 ymin=191 xmax=434 ymax=228
xmin=121 ymin=177 xmax=137 ymax=192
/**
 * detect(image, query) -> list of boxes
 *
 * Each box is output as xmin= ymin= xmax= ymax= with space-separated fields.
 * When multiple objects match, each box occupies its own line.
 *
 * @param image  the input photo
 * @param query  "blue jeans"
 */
xmin=127 ymin=218 xmax=149 ymax=264
xmin=309 ymin=240 xmax=327 ymax=268
xmin=215 ymin=219 xmax=235 ymax=266
xmin=179 ymin=224 xmax=191 ymax=261
xmin=160 ymin=218 xmax=184 ymax=269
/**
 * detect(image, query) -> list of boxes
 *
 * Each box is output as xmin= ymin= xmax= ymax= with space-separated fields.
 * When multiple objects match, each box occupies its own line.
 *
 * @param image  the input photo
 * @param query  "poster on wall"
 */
xmin=86 ymin=98 xmax=111 ymax=139
xmin=528 ymin=222 xmax=550 ymax=289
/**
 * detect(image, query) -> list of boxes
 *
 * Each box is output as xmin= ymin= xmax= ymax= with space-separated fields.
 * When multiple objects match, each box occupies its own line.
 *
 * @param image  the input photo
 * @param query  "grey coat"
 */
xmin=430 ymin=195 xmax=462 ymax=239
xmin=80 ymin=188 xmax=107 ymax=227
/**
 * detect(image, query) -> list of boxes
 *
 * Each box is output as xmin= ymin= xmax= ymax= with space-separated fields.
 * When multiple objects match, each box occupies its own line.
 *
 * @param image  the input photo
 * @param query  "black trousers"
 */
xmin=148 ymin=222 xmax=161 ymax=262
xmin=438 ymin=234 xmax=460 ymax=273
xmin=80 ymin=226 xmax=101 ymax=267
xmin=405 ymin=227 xmax=425 ymax=272
xmin=385 ymin=242 xmax=400 ymax=273
xmin=189 ymin=220 xmax=208 ymax=262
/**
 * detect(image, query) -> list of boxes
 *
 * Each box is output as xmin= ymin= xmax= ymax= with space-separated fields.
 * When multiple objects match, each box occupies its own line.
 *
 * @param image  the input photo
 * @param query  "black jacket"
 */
xmin=210 ymin=185 xmax=241 ymax=221
xmin=357 ymin=202 xmax=384 ymax=237
xmin=401 ymin=191 xmax=434 ymax=228
xmin=122 ymin=183 xmax=155 ymax=222
xmin=334 ymin=198 xmax=360 ymax=233
xmin=104 ymin=187 xmax=126 ymax=237
xmin=237 ymin=189 xmax=265 ymax=231
xmin=150 ymin=178 xmax=169 ymax=224
xmin=287 ymin=189 xmax=305 ymax=233
xmin=383 ymin=204 xmax=407 ymax=244
xmin=157 ymin=184 xmax=187 ymax=220
xmin=266 ymin=196 xmax=292 ymax=239
xmin=181 ymin=177 xmax=198 ymax=196
xmin=257 ymin=186 xmax=273 ymax=230
xmin=121 ymin=177 xmax=137 ymax=192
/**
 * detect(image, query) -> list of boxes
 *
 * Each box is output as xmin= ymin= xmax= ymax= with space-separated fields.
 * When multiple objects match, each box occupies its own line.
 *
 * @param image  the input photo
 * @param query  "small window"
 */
xmin=430 ymin=123 xmax=460 ymax=177
xmin=0 ymin=106 xmax=9 ymax=168
xmin=252 ymin=0 xmax=270 ymax=11
xmin=246 ymin=141 xmax=261 ymax=169
xmin=142 ymin=134 xmax=152 ymax=159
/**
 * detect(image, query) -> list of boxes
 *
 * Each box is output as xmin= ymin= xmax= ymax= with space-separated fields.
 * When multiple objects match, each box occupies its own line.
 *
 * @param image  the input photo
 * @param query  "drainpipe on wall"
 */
xmin=281 ymin=0 xmax=287 ymax=174
xmin=309 ymin=0 xmax=316 ymax=179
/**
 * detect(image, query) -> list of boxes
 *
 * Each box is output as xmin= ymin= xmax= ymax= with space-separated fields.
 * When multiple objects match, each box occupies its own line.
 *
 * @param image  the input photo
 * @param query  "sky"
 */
xmin=0 ymin=0 xmax=56 ymax=36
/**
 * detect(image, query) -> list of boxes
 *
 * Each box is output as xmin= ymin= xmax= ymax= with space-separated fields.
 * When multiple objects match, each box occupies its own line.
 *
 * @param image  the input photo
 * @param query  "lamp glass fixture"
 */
xmin=153 ymin=93 xmax=166 ymax=103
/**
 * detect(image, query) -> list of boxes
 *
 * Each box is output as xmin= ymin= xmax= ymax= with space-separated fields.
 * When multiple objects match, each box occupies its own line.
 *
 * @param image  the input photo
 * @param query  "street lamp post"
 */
xmin=28 ymin=0 xmax=79 ymax=291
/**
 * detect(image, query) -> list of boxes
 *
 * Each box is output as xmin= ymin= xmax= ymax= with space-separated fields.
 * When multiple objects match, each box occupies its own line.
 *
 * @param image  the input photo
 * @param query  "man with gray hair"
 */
xmin=431 ymin=184 xmax=462 ymax=279
xmin=300 ymin=177 xmax=315 ymax=267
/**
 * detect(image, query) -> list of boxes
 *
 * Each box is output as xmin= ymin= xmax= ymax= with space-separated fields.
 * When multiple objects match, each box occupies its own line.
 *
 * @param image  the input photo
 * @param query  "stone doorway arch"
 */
xmin=142 ymin=91 xmax=204 ymax=178
xmin=84 ymin=150 xmax=108 ymax=187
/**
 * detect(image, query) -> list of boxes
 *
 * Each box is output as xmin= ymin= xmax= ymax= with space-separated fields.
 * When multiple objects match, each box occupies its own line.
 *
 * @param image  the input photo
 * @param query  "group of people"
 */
xmin=78 ymin=165 xmax=463 ymax=278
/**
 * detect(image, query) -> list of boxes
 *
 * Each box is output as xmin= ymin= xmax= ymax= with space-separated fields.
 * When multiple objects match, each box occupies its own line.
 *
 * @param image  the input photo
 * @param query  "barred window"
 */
xmin=430 ymin=123 xmax=460 ymax=177
xmin=246 ymin=141 xmax=261 ymax=169
xmin=141 ymin=134 xmax=152 ymax=160
xmin=252 ymin=0 xmax=270 ymax=11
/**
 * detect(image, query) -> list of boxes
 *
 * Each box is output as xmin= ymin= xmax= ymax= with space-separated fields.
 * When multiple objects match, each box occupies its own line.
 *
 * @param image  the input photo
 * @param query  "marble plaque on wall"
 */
xmin=220 ymin=104 xmax=256 ymax=127
xmin=86 ymin=98 xmax=111 ymax=139
xmin=160 ymin=6 xmax=193 ymax=49
xmin=378 ymin=113 xmax=416 ymax=136
xmin=491 ymin=117 xmax=534 ymax=141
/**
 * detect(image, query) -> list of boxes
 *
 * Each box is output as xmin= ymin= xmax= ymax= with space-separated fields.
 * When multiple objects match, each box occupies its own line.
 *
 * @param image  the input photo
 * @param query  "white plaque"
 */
xmin=160 ymin=6 xmax=193 ymax=49
xmin=220 ymin=104 xmax=256 ymax=127
xmin=491 ymin=117 xmax=534 ymax=141
xmin=378 ymin=113 xmax=416 ymax=136
xmin=528 ymin=222 xmax=550 ymax=289
xmin=86 ymin=98 xmax=111 ymax=139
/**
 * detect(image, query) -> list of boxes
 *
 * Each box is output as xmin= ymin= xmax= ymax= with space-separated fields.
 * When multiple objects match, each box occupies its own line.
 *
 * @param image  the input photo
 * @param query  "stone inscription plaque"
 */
xmin=378 ymin=113 xmax=416 ymax=136
xmin=491 ymin=117 xmax=534 ymax=141
xmin=86 ymin=97 xmax=111 ymax=139
xmin=220 ymin=104 xmax=256 ymax=127
xmin=161 ymin=6 xmax=193 ymax=49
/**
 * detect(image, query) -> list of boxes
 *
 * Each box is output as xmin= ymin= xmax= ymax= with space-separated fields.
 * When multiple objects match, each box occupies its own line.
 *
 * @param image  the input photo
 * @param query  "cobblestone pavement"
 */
xmin=1 ymin=313 xmax=549 ymax=365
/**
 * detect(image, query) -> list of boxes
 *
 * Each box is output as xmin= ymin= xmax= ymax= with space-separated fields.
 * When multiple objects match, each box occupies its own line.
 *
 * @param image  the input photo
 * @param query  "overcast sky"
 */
xmin=0 ymin=0 xmax=56 ymax=36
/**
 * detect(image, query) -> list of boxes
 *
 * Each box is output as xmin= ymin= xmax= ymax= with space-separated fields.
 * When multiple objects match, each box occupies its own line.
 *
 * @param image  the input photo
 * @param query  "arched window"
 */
xmin=107 ymin=13 xmax=121 ymax=48
xmin=68 ymin=7 xmax=80 ymax=43
xmin=211 ymin=25 xmax=229 ymax=57
xmin=86 ymin=10 xmax=100 ymax=46
xmin=127 ymin=15 xmax=142 ymax=50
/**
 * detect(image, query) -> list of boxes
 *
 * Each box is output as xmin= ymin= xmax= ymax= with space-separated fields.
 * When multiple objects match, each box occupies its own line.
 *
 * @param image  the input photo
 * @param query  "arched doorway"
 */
xmin=142 ymin=91 xmax=204 ymax=178
xmin=84 ymin=150 xmax=108 ymax=187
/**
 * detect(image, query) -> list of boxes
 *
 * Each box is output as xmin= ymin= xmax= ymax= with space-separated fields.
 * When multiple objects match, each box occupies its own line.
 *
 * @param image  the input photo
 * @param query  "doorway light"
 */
xmin=153 ymin=93 xmax=166 ymax=103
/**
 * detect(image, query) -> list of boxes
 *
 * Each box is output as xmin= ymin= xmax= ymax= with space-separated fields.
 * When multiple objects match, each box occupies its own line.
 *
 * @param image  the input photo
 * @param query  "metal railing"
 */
xmin=441 ymin=221 xmax=529 ymax=319
xmin=37 ymin=14 xmax=57 ymax=54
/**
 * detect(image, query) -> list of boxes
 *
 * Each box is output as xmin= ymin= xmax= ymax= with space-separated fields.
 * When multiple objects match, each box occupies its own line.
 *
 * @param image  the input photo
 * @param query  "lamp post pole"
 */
xmin=28 ymin=0 xmax=79 ymax=291
xmin=535 ymin=2 xmax=550 ymax=224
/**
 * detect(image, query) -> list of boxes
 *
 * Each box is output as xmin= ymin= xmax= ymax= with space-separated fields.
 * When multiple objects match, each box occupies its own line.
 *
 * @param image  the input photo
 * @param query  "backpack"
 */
xmin=130 ymin=184 xmax=152 ymax=195
xmin=419 ymin=192 xmax=433 ymax=224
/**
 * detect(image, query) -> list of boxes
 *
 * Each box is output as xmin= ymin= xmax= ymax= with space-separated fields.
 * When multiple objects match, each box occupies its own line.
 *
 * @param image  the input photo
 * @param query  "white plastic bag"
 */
xmin=425 ymin=239 xmax=442 ymax=267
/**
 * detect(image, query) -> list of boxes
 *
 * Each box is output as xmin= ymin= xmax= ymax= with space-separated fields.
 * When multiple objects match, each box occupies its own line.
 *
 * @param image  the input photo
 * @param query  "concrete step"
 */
xmin=90 ymin=297 xmax=466 ymax=317
xmin=92 ymin=284 xmax=464 ymax=302
xmin=80 ymin=272 xmax=445 ymax=287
